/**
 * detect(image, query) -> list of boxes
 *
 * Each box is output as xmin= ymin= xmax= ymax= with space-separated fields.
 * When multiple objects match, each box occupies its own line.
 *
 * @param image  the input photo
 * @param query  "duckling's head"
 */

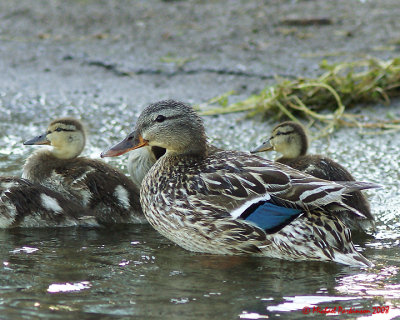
xmin=251 ymin=121 xmax=308 ymax=159
xmin=101 ymin=100 xmax=207 ymax=158
xmin=24 ymin=117 xmax=86 ymax=160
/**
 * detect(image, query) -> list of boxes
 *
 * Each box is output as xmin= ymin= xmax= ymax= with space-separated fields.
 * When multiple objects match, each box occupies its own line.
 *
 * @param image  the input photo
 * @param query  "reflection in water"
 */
xmin=336 ymin=266 xmax=400 ymax=298
xmin=239 ymin=312 xmax=269 ymax=319
xmin=47 ymin=281 xmax=91 ymax=293
xmin=10 ymin=246 xmax=39 ymax=254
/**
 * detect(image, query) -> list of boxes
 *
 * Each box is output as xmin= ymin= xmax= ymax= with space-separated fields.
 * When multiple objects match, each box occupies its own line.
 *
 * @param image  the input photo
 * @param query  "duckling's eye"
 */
xmin=55 ymin=127 xmax=62 ymax=132
xmin=155 ymin=115 xmax=166 ymax=123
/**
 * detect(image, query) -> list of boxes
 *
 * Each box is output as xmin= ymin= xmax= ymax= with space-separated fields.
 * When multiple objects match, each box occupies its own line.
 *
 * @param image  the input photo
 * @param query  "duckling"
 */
xmin=101 ymin=100 xmax=378 ymax=267
xmin=128 ymin=147 xmax=165 ymax=191
xmin=0 ymin=177 xmax=98 ymax=228
xmin=251 ymin=121 xmax=374 ymax=232
xmin=23 ymin=117 xmax=146 ymax=225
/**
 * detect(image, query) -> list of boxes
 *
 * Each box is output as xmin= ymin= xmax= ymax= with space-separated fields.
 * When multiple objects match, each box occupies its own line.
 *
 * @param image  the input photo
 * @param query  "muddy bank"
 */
xmin=1 ymin=0 xmax=399 ymax=105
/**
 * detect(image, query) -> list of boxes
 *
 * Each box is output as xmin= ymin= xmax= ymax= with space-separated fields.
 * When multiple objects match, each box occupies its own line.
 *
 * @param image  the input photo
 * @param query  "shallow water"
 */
xmin=1 ymin=91 xmax=400 ymax=319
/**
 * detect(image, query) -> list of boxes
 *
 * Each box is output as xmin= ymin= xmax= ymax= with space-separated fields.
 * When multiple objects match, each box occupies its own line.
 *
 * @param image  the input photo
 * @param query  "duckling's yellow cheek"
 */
xmin=274 ymin=141 xmax=288 ymax=153
xmin=49 ymin=135 xmax=65 ymax=148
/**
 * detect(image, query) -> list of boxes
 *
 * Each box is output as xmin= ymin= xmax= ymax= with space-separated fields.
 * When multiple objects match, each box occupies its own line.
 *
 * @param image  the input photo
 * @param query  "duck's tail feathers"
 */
xmin=336 ymin=181 xmax=382 ymax=193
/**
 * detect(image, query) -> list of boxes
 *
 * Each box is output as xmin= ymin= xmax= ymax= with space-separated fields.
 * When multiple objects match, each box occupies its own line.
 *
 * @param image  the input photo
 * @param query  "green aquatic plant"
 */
xmin=199 ymin=57 xmax=400 ymax=135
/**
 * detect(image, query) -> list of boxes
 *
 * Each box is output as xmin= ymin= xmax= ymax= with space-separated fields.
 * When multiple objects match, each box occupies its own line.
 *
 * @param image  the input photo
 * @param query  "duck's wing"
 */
xmin=193 ymin=150 xmax=377 ymax=227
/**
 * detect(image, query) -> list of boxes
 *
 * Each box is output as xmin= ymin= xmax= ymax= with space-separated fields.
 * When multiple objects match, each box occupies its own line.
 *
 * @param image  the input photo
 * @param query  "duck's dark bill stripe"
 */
xmin=240 ymin=200 xmax=302 ymax=234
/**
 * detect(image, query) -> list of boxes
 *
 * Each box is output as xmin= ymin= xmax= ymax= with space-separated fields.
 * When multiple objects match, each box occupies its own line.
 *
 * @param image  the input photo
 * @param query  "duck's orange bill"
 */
xmin=100 ymin=134 xmax=148 ymax=158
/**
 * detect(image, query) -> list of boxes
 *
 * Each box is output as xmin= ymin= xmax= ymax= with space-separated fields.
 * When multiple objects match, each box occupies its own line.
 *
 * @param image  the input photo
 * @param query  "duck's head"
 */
xmin=24 ymin=117 xmax=86 ymax=159
xmin=251 ymin=121 xmax=308 ymax=159
xmin=101 ymin=100 xmax=207 ymax=158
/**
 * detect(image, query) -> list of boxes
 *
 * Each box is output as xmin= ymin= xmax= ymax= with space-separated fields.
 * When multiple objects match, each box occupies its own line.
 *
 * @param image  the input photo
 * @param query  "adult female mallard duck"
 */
xmin=101 ymin=100 xmax=378 ymax=267
xmin=251 ymin=121 xmax=374 ymax=232
xmin=0 ymin=177 xmax=98 ymax=228
xmin=23 ymin=117 xmax=146 ymax=225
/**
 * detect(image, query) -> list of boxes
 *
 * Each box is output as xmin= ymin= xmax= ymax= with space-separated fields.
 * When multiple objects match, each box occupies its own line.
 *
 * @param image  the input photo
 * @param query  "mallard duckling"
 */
xmin=127 ymin=148 xmax=157 ymax=191
xmin=102 ymin=100 xmax=378 ymax=267
xmin=23 ymin=117 xmax=146 ymax=225
xmin=0 ymin=177 xmax=98 ymax=228
xmin=251 ymin=121 xmax=374 ymax=232
xmin=128 ymin=147 xmax=165 ymax=190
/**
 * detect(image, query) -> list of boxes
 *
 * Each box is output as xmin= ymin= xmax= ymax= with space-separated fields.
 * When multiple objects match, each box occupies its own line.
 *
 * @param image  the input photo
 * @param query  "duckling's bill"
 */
xmin=101 ymin=132 xmax=148 ymax=158
xmin=23 ymin=133 xmax=50 ymax=146
xmin=251 ymin=140 xmax=273 ymax=154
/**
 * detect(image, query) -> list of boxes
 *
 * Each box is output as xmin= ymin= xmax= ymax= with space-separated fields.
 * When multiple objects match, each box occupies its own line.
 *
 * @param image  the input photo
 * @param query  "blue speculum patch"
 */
xmin=240 ymin=200 xmax=302 ymax=233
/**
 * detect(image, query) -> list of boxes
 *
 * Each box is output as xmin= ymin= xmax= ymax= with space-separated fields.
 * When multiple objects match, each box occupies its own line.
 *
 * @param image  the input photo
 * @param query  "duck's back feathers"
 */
xmin=0 ymin=177 xmax=98 ymax=228
xmin=23 ymin=150 xmax=145 ymax=224
xmin=181 ymin=150 xmax=374 ymax=217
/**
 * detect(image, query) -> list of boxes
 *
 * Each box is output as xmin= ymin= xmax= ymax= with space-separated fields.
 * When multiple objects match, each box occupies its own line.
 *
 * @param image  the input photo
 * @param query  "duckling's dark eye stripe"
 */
xmin=48 ymin=128 xmax=75 ymax=134
xmin=275 ymin=130 xmax=295 ymax=137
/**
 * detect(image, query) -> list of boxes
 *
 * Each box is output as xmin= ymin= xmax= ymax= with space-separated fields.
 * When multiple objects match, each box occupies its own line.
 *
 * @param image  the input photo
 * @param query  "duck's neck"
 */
xmin=51 ymin=146 xmax=81 ymax=160
xmin=164 ymin=139 xmax=208 ymax=158
xmin=165 ymin=149 xmax=208 ymax=163
xmin=279 ymin=145 xmax=303 ymax=159
xmin=22 ymin=149 xmax=58 ymax=181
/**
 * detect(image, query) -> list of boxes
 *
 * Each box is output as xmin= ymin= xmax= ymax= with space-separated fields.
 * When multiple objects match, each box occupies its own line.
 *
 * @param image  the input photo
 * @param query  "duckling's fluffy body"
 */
xmin=0 ymin=177 xmax=97 ymax=228
xmin=23 ymin=117 xmax=145 ymax=224
xmin=103 ymin=100 xmax=377 ymax=267
xmin=252 ymin=121 xmax=374 ymax=232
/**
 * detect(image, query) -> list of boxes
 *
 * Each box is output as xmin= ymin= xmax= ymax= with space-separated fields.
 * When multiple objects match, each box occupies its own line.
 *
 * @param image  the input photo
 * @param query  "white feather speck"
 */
xmin=40 ymin=194 xmax=63 ymax=213
xmin=114 ymin=185 xmax=130 ymax=209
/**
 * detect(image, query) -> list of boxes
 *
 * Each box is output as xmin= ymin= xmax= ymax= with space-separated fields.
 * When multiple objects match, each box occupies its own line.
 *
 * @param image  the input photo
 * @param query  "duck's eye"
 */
xmin=155 ymin=115 xmax=166 ymax=123
xmin=55 ymin=128 xmax=62 ymax=132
